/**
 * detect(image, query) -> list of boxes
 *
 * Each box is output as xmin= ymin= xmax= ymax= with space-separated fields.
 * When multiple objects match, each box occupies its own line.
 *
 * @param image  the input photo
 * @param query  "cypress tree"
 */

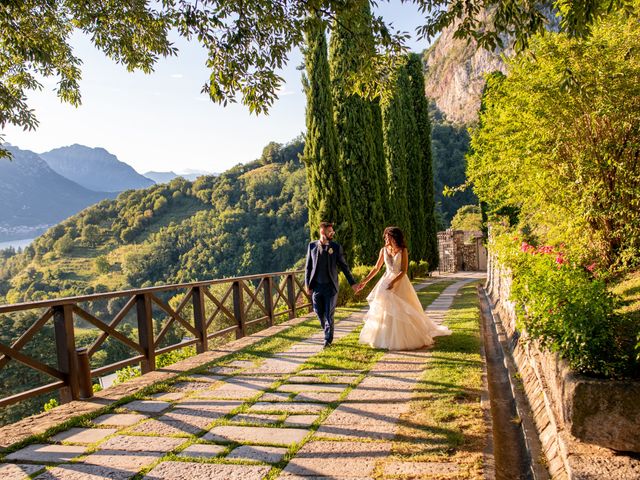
xmin=329 ymin=0 xmax=386 ymax=265
xmin=407 ymin=53 xmax=439 ymax=268
xmin=302 ymin=14 xmax=354 ymax=257
xmin=381 ymin=65 xmax=412 ymax=249
xmin=399 ymin=63 xmax=426 ymax=261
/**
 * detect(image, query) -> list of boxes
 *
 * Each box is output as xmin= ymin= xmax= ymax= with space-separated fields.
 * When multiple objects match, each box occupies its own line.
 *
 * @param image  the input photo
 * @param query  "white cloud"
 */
xmin=170 ymin=73 xmax=184 ymax=79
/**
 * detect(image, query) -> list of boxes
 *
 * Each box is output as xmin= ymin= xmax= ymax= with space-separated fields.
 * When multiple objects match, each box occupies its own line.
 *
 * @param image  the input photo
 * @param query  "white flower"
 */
xmin=328 ymin=247 xmax=334 ymax=254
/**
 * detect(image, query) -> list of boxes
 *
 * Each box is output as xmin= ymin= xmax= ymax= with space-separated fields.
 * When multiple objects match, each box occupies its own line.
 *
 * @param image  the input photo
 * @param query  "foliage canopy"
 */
xmin=1 ymin=0 xmax=631 ymax=158
xmin=468 ymin=10 xmax=640 ymax=271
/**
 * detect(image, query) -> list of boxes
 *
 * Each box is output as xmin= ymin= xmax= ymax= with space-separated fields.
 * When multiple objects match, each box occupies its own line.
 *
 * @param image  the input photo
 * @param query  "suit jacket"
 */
xmin=305 ymin=240 xmax=356 ymax=292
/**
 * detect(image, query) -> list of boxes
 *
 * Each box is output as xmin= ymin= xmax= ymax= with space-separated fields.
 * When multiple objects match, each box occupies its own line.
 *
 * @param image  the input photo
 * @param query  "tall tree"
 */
xmin=407 ymin=53 xmax=439 ymax=268
xmin=398 ymin=62 xmax=426 ymax=261
xmin=381 ymin=65 xmax=412 ymax=248
xmin=329 ymin=0 xmax=387 ymax=264
xmin=302 ymin=14 xmax=354 ymax=255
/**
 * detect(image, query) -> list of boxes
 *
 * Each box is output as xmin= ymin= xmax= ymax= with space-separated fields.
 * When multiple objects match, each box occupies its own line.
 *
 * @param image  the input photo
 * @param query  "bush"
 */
xmin=497 ymin=235 xmax=639 ymax=378
xmin=408 ymin=260 xmax=429 ymax=280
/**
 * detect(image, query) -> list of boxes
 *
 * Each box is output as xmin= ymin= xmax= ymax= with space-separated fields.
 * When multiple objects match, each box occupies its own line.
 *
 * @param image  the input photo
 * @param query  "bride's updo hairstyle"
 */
xmin=383 ymin=226 xmax=406 ymax=249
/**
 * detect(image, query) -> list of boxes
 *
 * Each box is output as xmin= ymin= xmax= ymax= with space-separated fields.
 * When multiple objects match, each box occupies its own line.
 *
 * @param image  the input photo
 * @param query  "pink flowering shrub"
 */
xmin=501 ymin=237 xmax=639 ymax=378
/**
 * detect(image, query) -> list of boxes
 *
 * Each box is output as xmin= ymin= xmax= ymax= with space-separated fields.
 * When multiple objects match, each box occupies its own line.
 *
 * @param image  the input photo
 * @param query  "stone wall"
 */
xmin=486 ymin=257 xmax=640 ymax=479
xmin=437 ymin=230 xmax=487 ymax=273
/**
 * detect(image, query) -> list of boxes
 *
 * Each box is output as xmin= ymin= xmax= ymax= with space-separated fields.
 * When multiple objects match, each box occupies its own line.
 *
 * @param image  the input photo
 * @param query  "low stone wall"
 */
xmin=486 ymin=256 xmax=640 ymax=479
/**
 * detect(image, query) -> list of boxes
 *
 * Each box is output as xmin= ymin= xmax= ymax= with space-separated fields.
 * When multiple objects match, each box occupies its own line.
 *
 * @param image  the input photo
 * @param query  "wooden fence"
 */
xmin=0 ymin=270 xmax=310 ymax=408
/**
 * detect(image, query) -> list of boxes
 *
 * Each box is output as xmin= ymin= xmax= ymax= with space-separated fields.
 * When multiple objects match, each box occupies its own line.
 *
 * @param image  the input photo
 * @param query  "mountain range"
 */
xmin=0 ymin=146 xmax=113 ymax=240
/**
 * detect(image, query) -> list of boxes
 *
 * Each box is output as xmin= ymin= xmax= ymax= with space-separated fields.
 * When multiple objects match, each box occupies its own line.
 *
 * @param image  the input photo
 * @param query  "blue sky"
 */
xmin=4 ymin=1 xmax=432 ymax=174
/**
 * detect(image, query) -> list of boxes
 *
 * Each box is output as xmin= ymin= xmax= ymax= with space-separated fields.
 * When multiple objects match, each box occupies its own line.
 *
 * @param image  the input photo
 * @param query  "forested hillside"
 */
xmin=0 ymin=139 xmax=307 ymax=305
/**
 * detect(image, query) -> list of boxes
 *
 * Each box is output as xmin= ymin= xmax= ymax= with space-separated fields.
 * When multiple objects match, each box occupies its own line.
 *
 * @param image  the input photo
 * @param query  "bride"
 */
xmin=355 ymin=226 xmax=451 ymax=350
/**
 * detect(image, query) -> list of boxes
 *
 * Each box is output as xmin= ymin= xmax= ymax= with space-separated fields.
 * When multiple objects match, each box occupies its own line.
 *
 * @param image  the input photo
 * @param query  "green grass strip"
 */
xmin=392 ymin=281 xmax=487 ymax=479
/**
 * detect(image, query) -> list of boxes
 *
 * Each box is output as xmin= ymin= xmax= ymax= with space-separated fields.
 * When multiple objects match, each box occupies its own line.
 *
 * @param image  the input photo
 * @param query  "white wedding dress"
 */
xmin=359 ymin=248 xmax=452 ymax=350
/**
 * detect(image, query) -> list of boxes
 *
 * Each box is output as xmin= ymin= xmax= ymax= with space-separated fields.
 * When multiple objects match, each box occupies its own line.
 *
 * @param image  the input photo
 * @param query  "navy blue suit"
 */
xmin=305 ymin=240 xmax=356 ymax=345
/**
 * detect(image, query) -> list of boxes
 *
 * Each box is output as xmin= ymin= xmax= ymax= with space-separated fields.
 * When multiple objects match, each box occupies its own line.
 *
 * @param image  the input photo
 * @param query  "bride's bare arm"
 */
xmin=358 ymin=248 xmax=385 ymax=289
xmin=387 ymin=248 xmax=409 ymax=289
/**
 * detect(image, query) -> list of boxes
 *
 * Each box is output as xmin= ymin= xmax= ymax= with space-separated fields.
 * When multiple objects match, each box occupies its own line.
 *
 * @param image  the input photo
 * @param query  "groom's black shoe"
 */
xmin=323 ymin=341 xmax=332 ymax=349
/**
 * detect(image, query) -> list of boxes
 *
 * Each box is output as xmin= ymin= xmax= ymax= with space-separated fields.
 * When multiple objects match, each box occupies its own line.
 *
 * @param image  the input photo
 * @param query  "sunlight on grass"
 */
xmin=393 ymin=281 xmax=486 ymax=479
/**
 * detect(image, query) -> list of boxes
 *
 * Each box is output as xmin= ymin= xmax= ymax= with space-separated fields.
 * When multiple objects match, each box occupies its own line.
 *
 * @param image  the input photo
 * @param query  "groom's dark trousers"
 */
xmin=305 ymin=240 xmax=356 ymax=346
xmin=312 ymin=283 xmax=338 ymax=344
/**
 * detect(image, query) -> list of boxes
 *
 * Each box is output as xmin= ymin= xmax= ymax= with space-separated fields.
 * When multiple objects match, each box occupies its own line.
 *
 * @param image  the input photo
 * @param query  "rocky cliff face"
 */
xmin=423 ymin=21 xmax=510 ymax=125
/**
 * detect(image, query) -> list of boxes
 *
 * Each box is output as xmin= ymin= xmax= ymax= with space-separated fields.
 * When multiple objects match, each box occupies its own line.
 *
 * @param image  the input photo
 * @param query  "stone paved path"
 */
xmin=0 ymin=274 xmax=483 ymax=480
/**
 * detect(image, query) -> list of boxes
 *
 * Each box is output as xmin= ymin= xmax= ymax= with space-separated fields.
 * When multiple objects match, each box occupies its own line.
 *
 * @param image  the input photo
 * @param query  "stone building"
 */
xmin=437 ymin=229 xmax=487 ymax=273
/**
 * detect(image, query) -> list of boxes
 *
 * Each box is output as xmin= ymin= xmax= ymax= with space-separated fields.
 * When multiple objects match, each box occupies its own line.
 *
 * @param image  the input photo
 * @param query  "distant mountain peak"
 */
xmin=41 ymin=145 xmax=155 ymax=192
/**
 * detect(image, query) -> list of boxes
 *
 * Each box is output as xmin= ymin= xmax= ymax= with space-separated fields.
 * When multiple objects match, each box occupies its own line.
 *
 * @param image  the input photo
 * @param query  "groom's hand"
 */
xmin=305 ymin=286 xmax=312 ymax=296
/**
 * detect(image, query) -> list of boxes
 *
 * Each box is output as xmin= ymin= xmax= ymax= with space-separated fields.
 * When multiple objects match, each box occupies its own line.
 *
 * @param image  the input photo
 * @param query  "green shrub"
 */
xmin=43 ymin=398 xmax=59 ymax=412
xmin=408 ymin=260 xmax=429 ymax=280
xmin=497 ymin=235 xmax=639 ymax=378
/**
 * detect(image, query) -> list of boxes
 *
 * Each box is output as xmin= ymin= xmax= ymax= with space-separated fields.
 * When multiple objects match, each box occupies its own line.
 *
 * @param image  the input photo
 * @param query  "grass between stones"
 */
xmin=389 ymin=281 xmax=486 ymax=479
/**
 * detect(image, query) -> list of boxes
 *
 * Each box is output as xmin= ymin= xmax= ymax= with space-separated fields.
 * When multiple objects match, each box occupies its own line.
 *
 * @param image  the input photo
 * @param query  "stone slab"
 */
xmin=127 ymin=409 xmax=222 ymax=435
xmin=293 ymin=392 xmax=342 ymax=403
xmin=150 ymin=392 xmax=185 ymax=401
xmin=243 ymin=357 xmax=304 ymax=375
xmin=202 ymin=426 xmax=309 ymax=445
xmin=231 ymin=414 xmax=281 ymax=425
xmin=299 ymin=369 xmax=362 ymax=376
xmin=208 ymin=366 xmax=241 ymax=375
xmin=93 ymin=413 xmax=147 ymax=427
xmin=128 ymin=418 xmax=202 ymax=436
xmin=174 ymin=399 xmax=243 ymax=412
xmin=5 ymin=444 xmax=87 ymax=463
xmin=281 ymin=441 xmax=391 ymax=477
xmin=278 ymin=384 xmax=346 ymax=393
xmin=227 ymin=445 xmax=288 ymax=463
xmin=322 ymin=405 xmax=402 ymax=426
xmin=382 ymin=461 xmax=461 ymax=475
xmin=186 ymin=374 xmax=224 ymax=383
xmin=82 ymin=450 xmax=163 ymax=470
xmin=171 ymin=381 xmax=214 ymax=392
xmin=197 ymin=378 xmax=271 ymax=399
xmin=34 ymin=463 xmax=134 ymax=480
xmin=228 ymin=360 xmax=258 ymax=368
xmin=161 ymin=408 xmax=223 ymax=427
xmin=143 ymin=461 xmax=270 ymax=480
xmin=0 ymin=463 xmax=43 ymax=480
xmin=288 ymin=375 xmax=358 ymax=384
xmin=178 ymin=443 xmax=226 ymax=459
xmin=98 ymin=435 xmax=185 ymax=452
xmin=284 ymin=415 xmax=319 ymax=427
xmin=123 ymin=400 xmax=171 ymax=413
xmin=259 ymin=392 xmax=292 ymax=402
xmin=51 ymin=428 xmax=117 ymax=444
xmin=249 ymin=402 xmax=325 ymax=414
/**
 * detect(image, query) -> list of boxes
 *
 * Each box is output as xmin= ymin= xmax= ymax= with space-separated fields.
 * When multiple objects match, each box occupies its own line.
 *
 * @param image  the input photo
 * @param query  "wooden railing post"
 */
xmin=192 ymin=287 xmax=207 ymax=353
xmin=76 ymin=348 xmax=93 ymax=399
xmin=136 ymin=293 xmax=155 ymax=374
xmin=286 ymin=274 xmax=297 ymax=320
xmin=264 ymin=276 xmax=274 ymax=327
xmin=53 ymin=304 xmax=80 ymax=403
xmin=233 ymin=280 xmax=246 ymax=339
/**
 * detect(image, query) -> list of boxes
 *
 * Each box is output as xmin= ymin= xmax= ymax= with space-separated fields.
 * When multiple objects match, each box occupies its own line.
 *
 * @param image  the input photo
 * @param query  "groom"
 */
xmin=305 ymin=221 xmax=357 ymax=347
